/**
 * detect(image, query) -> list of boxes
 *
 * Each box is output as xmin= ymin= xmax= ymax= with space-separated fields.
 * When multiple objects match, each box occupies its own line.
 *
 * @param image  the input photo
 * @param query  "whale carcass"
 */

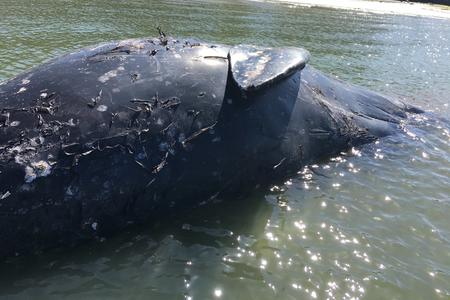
xmin=0 ymin=36 xmax=421 ymax=258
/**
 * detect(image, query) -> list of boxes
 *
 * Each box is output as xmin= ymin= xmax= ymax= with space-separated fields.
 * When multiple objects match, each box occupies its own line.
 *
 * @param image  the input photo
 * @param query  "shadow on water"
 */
xmin=0 ymin=188 xmax=274 ymax=297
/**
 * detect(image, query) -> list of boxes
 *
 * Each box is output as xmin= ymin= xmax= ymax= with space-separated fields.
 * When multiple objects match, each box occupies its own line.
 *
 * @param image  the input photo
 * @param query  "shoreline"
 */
xmin=254 ymin=0 xmax=450 ymax=19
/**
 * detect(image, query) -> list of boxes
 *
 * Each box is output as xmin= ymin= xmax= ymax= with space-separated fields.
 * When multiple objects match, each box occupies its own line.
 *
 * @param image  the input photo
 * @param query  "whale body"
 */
xmin=0 ymin=37 xmax=420 ymax=258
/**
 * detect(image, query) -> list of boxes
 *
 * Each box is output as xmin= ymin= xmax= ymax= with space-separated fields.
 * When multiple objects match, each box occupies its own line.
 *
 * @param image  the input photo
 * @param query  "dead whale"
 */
xmin=0 ymin=36 xmax=421 ymax=258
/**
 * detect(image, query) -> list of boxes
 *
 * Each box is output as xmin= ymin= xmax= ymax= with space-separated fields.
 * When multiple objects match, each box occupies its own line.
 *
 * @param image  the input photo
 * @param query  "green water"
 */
xmin=1 ymin=0 xmax=450 ymax=299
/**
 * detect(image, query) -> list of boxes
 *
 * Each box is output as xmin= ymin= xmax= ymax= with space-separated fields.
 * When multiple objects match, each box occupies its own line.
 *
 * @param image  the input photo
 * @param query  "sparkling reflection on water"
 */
xmin=0 ymin=0 xmax=449 ymax=299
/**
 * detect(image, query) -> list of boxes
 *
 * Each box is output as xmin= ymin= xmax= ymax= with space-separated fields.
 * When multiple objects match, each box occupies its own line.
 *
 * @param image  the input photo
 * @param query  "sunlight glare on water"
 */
xmin=0 ymin=0 xmax=449 ymax=299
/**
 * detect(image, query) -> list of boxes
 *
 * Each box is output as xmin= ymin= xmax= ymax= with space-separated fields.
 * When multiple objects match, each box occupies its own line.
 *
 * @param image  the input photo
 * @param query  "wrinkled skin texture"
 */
xmin=0 ymin=37 xmax=420 ymax=258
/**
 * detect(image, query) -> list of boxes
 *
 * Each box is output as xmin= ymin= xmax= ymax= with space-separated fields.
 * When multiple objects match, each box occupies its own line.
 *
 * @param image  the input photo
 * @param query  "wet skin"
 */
xmin=0 ymin=37 xmax=421 ymax=258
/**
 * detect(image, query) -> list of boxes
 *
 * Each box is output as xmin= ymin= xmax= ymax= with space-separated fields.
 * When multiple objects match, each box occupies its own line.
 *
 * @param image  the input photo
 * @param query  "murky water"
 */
xmin=0 ymin=0 xmax=449 ymax=299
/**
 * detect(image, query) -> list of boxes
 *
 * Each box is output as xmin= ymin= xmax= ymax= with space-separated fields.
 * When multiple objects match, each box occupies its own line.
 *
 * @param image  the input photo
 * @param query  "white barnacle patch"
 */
xmin=98 ymin=69 xmax=119 ymax=83
xmin=16 ymin=87 xmax=27 ymax=94
xmin=96 ymin=105 xmax=108 ymax=112
xmin=9 ymin=121 xmax=20 ymax=127
xmin=24 ymin=161 xmax=52 ymax=183
xmin=21 ymin=79 xmax=30 ymax=85
xmin=40 ymin=92 xmax=48 ymax=99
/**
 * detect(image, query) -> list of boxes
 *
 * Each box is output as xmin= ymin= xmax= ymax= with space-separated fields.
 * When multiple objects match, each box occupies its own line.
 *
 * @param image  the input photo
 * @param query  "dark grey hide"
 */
xmin=0 ymin=37 xmax=419 ymax=258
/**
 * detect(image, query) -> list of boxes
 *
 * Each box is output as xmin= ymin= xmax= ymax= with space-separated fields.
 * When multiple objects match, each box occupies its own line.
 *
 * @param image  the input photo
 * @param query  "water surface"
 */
xmin=0 ymin=0 xmax=449 ymax=299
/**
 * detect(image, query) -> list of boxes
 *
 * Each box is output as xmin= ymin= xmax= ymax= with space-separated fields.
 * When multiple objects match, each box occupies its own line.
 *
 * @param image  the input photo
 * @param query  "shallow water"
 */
xmin=0 ymin=0 xmax=449 ymax=299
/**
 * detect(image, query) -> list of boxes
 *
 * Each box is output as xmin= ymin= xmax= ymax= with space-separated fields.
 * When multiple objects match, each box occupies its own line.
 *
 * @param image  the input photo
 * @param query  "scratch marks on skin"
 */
xmin=61 ymin=143 xmax=82 ymax=156
xmin=160 ymin=97 xmax=181 ymax=110
xmin=133 ymin=150 xmax=168 ymax=182
xmin=134 ymin=159 xmax=151 ymax=173
xmin=187 ymin=109 xmax=201 ymax=133
xmin=88 ymin=42 xmax=143 ymax=62
xmin=153 ymin=152 xmax=168 ymax=174
xmin=129 ymin=95 xmax=181 ymax=117
xmin=273 ymin=157 xmax=286 ymax=170
xmin=1 ymin=191 xmax=11 ymax=200
xmin=182 ymin=122 xmax=217 ymax=146
xmin=309 ymin=128 xmax=333 ymax=137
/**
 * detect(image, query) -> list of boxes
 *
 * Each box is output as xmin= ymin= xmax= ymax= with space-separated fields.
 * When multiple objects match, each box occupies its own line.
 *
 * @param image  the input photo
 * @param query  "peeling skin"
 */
xmin=182 ymin=122 xmax=217 ymax=146
xmin=244 ymin=55 xmax=271 ymax=83
xmin=98 ymin=70 xmax=119 ymax=83
xmin=16 ymin=87 xmax=27 ymax=94
xmin=230 ymin=45 xmax=309 ymax=91
xmin=96 ymin=105 xmax=108 ymax=112
xmin=24 ymin=161 xmax=52 ymax=183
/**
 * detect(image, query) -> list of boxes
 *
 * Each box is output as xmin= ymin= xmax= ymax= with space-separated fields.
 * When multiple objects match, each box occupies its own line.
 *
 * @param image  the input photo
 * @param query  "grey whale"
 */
xmin=0 ymin=36 xmax=421 ymax=258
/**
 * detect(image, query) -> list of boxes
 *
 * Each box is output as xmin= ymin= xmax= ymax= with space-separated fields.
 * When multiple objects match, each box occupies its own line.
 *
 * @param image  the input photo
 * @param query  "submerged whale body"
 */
xmin=0 ymin=37 xmax=421 ymax=258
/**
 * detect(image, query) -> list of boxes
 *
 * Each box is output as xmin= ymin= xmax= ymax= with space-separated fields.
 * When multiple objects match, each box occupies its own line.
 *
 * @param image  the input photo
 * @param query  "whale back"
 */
xmin=0 ymin=38 xmax=311 ymax=258
xmin=0 ymin=37 xmax=417 ymax=259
